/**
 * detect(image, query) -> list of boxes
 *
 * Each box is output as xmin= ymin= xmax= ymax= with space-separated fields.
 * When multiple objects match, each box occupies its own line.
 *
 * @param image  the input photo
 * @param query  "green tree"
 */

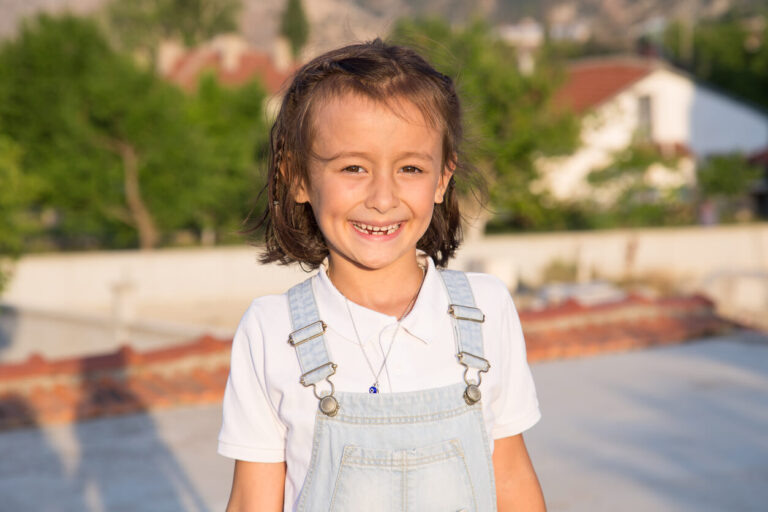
xmin=0 ymin=14 xmax=208 ymax=249
xmin=696 ymin=153 xmax=763 ymax=223
xmin=663 ymin=17 xmax=768 ymax=110
xmin=186 ymin=74 xmax=270 ymax=243
xmin=0 ymin=135 xmax=25 ymax=290
xmin=698 ymin=153 xmax=762 ymax=198
xmin=391 ymin=18 xmax=579 ymax=231
xmin=584 ymin=143 xmax=695 ymax=227
xmin=280 ymin=0 xmax=310 ymax=59
xmin=106 ymin=0 xmax=241 ymax=61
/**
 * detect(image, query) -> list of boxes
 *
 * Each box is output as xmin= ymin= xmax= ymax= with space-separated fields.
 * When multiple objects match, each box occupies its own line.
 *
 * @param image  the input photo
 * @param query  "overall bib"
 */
xmin=287 ymin=270 xmax=497 ymax=512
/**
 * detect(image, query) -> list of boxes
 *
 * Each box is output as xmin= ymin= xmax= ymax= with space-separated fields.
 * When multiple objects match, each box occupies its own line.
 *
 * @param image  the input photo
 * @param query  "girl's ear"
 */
xmin=293 ymin=179 xmax=310 ymax=204
xmin=434 ymin=160 xmax=455 ymax=204
xmin=281 ymin=160 xmax=310 ymax=204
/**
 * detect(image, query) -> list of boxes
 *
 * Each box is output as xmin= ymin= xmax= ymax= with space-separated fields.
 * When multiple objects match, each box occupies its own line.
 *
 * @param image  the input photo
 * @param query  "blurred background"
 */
xmin=0 ymin=1 xmax=767 ymax=511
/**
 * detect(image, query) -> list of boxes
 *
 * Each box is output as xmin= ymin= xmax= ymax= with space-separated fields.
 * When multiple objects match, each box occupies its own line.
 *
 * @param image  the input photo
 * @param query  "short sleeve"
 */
xmin=217 ymin=302 xmax=287 ymax=462
xmin=489 ymin=285 xmax=541 ymax=439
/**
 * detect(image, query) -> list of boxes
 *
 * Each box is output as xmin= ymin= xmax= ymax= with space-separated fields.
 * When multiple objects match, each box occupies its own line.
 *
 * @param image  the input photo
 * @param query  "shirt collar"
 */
xmin=312 ymin=255 xmax=447 ymax=346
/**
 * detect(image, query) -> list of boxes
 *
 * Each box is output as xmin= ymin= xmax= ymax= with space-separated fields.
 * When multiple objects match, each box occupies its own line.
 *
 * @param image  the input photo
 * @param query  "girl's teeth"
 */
xmin=353 ymin=222 xmax=399 ymax=235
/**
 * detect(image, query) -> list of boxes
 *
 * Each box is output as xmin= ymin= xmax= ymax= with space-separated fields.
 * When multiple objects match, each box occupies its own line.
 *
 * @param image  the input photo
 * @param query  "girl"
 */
xmin=219 ymin=39 xmax=545 ymax=512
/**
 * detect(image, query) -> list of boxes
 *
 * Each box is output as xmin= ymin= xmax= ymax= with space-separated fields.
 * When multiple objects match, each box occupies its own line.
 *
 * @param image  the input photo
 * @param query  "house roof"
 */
xmin=749 ymin=148 xmax=768 ymax=165
xmin=554 ymin=56 xmax=661 ymax=113
xmin=0 ymin=294 xmax=731 ymax=430
xmin=164 ymin=46 xmax=294 ymax=94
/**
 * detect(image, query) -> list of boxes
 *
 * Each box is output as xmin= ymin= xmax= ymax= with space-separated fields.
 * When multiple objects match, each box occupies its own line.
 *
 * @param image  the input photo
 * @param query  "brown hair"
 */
xmin=252 ymin=38 xmax=474 ymax=268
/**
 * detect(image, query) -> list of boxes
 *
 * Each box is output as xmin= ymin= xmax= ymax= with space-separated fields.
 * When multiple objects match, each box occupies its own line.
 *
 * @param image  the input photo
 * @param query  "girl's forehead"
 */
xmin=310 ymin=94 xmax=443 ymax=154
xmin=310 ymin=95 xmax=441 ymax=154
xmin=310 ymin=92 xmax=441 ymax=134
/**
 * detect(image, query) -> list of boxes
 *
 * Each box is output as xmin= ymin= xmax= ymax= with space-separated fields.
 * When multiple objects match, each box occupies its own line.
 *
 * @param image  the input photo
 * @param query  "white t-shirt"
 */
xmin=218 ymin=257 xmax=541 ymax=508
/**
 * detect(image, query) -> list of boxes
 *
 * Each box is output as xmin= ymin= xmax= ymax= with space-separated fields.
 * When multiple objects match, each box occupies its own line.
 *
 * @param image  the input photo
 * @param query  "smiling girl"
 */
xmin=218 ymin=39 xmax=545 ymax=512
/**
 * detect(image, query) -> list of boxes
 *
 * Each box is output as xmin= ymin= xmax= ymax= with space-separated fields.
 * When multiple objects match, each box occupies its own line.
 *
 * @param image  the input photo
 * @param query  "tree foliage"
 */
xmin=587 ymin=143 xmax=680 ymax=186
xmin=390 ymin=18 xmax=579 ymax=230
xmin=185 ymin=74 xmax=270 ymax=242
xmin=584 ymin=143 xmax=695 ymax=227
xmin=0 ymin=135 xmax=26 ymax=290
xmin=0 ymin=14 xmax=268 ymax=250
xmin=0 ymin=15 xmax=194 ymax=248
xmin=697 ymin=153 xmax=762 ymax=198
xmin=106 ymin=0 xmax=241 ymax=59
xmin=280 ymin=0 xmax=310 ymax=59
xmin=662 ymin=16 xmax=768 ymax=110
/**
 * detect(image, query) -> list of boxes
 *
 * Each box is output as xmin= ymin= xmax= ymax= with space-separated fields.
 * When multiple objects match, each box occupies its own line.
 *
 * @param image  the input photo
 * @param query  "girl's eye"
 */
xmin=401 ymin=166 xmax=423 ymax=174
xmin=342 ymin=165 xmax=366 ymax=174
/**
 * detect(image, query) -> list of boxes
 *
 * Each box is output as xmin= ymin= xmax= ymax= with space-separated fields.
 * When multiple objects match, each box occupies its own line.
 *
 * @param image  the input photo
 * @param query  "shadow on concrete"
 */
xmin=0 ymin=304 xmax=19 ymax=359
xmin=0 ymin=349 xmax=212 ymax=511
xmin=0 ymin=394 xmax=90 ymax=511
xmin=527 ymin=335 xmax=768 ymax=512
xmin=71 ymin=349 xmax=211 ymax=512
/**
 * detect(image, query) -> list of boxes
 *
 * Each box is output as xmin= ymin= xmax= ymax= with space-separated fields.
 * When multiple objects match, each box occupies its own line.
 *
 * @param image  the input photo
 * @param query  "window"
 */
xmin=637 ymin=95 xmax=653 ymax=140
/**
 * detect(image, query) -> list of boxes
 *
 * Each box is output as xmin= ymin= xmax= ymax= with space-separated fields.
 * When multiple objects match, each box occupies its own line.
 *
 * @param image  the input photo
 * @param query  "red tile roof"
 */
xmin=0 ymin=336 xmax=231 ymax=429
xmin=749 ymin=148 xmax=768 ymax=165
xmin=0 ymin=295 xmax=733 ymax=430
xmin=165 ymin=48 xmax=294 ymax=94
xmin=554 ymin=57 xmax=659 ymax=113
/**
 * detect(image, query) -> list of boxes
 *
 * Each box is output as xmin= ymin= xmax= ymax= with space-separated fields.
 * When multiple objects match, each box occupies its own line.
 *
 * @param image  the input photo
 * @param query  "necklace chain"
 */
xmin=344 ymin=265 xmax=425 ymax=393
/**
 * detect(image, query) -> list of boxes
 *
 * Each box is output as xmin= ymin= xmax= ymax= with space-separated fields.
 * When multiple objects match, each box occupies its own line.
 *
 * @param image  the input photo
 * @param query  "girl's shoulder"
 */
xmin=243 ymin=291 xmax=290 ymax=318
xmin=456 ymin=270 xmax=516 ymax=313
xmin=461 ymin=270 xmax=511 ymax=297
xmin=235 ymin=274 xmax=321 ymax=339
xmin=235 ymin=290 xmax=293 ymax=343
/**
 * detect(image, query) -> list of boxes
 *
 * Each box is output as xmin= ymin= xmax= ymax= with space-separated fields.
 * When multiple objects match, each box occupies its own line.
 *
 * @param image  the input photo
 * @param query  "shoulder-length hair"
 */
xmin=251 ymin=38 xmax=476 ymax=268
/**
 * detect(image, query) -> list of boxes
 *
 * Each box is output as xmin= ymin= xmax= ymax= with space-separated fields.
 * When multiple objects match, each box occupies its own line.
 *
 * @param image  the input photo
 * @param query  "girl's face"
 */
xmin=294 ymin=93 xmax=452 ymax=274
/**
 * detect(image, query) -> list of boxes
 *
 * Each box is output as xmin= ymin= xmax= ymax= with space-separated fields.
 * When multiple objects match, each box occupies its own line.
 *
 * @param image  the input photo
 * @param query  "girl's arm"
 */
xmin=493 ymin=434 xmax=546 ymax=512
xmin=225 ymin=460 xmax=286 ymax=512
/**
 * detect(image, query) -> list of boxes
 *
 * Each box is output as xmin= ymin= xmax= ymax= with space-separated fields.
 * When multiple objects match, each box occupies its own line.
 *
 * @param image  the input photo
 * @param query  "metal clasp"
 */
xmin=457 ymin=352 xmax=490 ymax=405
xmin=448 ymin=305 xmax=485 ymax=323
xmin=298 ymin=361 xmax=339 ymax=417
xmin=457 ymin=352 xmax=491 ymax=375
xmin=299 ymin=361 xmax=337 ymax=388
xmin=288 ymin=320 xmax=327 ymax=346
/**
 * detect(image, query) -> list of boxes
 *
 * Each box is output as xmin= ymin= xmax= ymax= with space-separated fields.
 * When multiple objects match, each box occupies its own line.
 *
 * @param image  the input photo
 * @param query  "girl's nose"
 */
xmin=365 ymin=171 xmax=399 ymax=212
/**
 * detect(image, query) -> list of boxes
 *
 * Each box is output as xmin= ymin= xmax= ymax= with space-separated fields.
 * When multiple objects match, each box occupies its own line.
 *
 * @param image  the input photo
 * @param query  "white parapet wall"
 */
xmin=1 ymin=223 xmax=767 ymax=323
xmin=1 ymin=224 xmax=767 ymax=361
xmin=453 ymin=223 xmax=768 ymax=289
xmin=2 ymin=246 xmax=310 ymax=311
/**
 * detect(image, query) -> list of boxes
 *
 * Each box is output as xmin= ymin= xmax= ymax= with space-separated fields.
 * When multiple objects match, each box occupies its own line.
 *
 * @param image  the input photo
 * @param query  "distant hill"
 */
xmin=0 ymin=0 xmax=108 ymax=41
xmin=241 ymin=0 xmax=763 ymax=56
xmin=0 ymin=0 xmax=761 ymax=53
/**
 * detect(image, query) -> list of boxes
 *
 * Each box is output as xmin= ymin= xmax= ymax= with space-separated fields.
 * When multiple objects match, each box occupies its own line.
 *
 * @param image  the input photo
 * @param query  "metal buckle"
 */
xmin=299 ymin=361 xmax=337 ymax=387
xmin=457 ymin=352 xmax=491 ymax=379
xmin=448 ymin=305 xmax=485 ymax=323
xmin=288 ymin=320 xmax=327 ymax=346
xmin=299 ymin=362 xmax=340 ymax=416
xmin=457 ymin=352 xmax=490 ymax=405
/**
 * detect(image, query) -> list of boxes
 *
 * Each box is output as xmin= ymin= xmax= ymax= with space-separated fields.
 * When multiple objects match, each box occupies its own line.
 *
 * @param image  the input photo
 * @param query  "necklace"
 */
xmin=344 ymin=265 xmax=425 ymax=393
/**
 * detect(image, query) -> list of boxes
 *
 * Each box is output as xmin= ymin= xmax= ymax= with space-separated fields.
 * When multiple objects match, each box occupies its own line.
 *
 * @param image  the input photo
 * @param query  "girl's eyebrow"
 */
xmin=321 ymin=150 xmax=434 ymax=162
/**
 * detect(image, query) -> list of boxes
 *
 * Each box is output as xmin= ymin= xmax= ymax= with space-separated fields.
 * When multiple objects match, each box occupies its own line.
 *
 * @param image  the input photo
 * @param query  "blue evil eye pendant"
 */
xmin=368 ymin=385 xmax=378 ymax=394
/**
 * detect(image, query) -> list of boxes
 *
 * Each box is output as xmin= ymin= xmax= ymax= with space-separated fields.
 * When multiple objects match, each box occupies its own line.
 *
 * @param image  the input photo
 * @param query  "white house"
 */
xmin=536 ymin=56 xmax=768 ymax=203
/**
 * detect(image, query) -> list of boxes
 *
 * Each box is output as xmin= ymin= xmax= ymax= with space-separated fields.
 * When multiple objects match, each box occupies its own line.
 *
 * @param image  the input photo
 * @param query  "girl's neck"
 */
xmin=326 ymin=254 xmax=425 ymax=318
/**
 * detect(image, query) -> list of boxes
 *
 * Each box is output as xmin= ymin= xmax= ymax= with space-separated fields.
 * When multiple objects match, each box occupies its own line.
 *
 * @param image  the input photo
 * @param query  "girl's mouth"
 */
xmin=350 ymin=222 xmax=402 ymax=236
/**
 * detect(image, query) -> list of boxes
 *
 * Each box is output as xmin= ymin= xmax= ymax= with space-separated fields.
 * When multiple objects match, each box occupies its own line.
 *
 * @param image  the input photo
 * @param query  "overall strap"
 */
xmin=439 ymin=270 xmax=489 ymax=370
xmin=287 ymin=278 xmax=339 ymax=416
xmin=439 ymin=269 xmax=490 ymax=405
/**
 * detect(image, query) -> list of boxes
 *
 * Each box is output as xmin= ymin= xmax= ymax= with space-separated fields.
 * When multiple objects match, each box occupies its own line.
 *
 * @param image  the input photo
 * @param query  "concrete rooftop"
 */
xmin=1 ymin=333 xmax=766 ymax=511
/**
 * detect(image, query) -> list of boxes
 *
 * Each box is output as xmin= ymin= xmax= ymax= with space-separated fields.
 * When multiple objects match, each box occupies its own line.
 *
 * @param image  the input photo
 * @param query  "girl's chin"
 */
xmin=330 ymin=251 xmax=416 ymax=274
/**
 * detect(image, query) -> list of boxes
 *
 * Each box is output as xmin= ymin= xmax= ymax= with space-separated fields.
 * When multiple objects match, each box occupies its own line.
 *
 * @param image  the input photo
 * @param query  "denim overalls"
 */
xmin=286 ymin=270 xmax=497 ymax=511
